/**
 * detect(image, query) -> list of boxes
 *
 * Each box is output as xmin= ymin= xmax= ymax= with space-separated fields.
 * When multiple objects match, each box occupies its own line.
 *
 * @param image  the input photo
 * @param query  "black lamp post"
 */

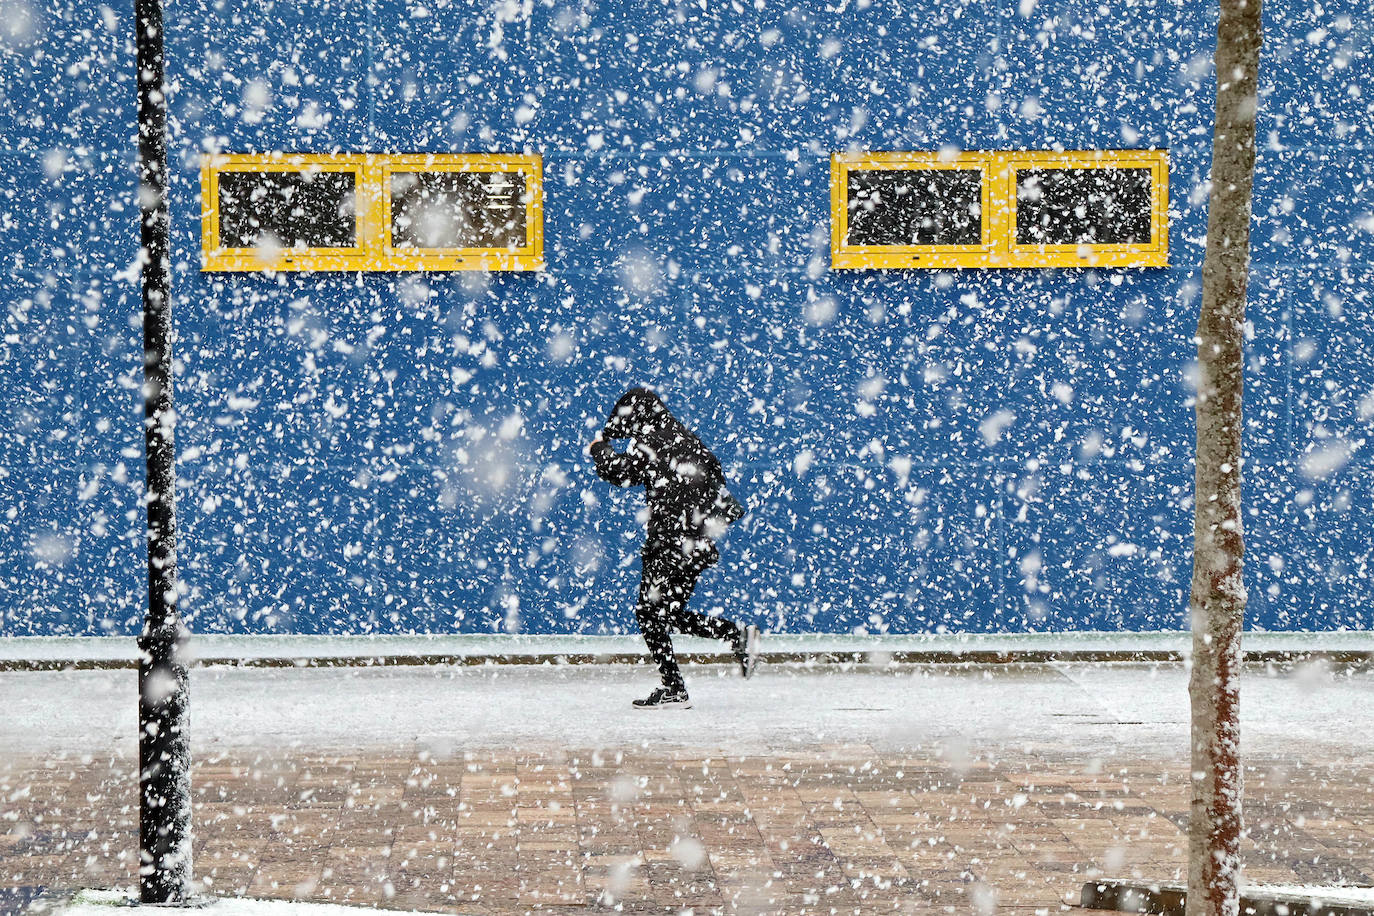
xmin=135 ymin=0 xmax=192 ymax=902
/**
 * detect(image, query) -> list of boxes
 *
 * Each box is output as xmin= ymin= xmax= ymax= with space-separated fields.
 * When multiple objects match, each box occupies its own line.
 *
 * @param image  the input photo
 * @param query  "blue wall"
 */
xmin=1 ymin=0 xmax=1371 ymax=636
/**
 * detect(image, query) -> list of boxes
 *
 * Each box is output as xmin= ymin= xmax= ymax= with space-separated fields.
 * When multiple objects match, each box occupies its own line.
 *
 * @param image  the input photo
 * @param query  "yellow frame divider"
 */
xmin=201 ymin=152 xmax=544 ymax=273
xmin=831 ymin=149 xmax=1169 ymax=270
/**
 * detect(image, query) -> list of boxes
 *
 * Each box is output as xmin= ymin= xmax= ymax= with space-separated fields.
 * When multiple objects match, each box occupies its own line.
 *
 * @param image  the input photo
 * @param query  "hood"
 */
xmin=601 ymin=388 xmax=720 ymax=473
xmin=602 ymin=387 xmax=675 ymax=440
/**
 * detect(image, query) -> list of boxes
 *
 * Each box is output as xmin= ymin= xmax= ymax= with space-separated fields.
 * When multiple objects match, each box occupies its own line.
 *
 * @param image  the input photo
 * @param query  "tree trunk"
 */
xmin=1187 ymin=1 xmax=1262 ymax=915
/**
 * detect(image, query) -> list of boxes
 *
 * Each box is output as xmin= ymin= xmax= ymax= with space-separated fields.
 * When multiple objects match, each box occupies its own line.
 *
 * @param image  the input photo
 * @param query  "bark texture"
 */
xmin=1187 ymin=1 xmax=1262 ymax=915
xmin=136 ymin=0 xmax=192 ymax=902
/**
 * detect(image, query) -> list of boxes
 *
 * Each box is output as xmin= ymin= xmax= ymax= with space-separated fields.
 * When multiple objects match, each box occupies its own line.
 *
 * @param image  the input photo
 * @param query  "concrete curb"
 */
xmin=4 ymin=648 xmax=1373 ymax=672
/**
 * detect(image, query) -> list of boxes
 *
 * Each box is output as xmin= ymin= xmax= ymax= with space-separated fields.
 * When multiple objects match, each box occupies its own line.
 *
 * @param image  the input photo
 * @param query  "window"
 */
xmin=831 ymin=149 xmax=1168 ymax=269
xmin=378 ymin=155 xmax=542 ymax=271
xmin=217 ymin=170 xmax=358 ymax=249
xmin=846 ymin=166 xmax=984 ymax=247
xmin=201 ymin=154 xmax=369 ymax=272
xmin=1004 ymin=151 xmax=1167 ymax=267
xmin=201 ymin=153 xmax=544 ymax=272
xmin=831 ymin=152 xmax=996 ymax=269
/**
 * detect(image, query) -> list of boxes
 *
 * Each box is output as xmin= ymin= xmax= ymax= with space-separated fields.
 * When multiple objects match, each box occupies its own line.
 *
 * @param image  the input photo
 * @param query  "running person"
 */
xmin=590 ymin=387 xmax=758 ymax=709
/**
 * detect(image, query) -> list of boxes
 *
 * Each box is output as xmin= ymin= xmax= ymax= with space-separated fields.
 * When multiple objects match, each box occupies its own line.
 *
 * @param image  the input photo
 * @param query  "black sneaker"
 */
xmin=632 ymin=687 xmax=692 ymax=709
xmin=733 ymin=624 xmax=760 ymax=679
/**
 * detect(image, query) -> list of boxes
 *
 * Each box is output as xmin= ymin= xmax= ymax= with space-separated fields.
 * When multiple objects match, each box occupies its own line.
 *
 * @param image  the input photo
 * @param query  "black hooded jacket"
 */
xmin=591 ymin=388 xmax=745 ymax=565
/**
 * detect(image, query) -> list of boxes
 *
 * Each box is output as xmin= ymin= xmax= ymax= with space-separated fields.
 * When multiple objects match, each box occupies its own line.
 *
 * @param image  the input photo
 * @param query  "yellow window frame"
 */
xmin=1002 ymin=149 xmax=1168 ymax=268
xmin=830 ymin=151 xmax=1000 ymax=270
xmin=201 ymin=153 xmax=373 ymax=272
xmin=831 ymin=149 xmax=1169 ymax=270
xmin=375 ymin=153 xmax=544 ymax=272
xmin=201 ymin=153 xmax=544 ymax=272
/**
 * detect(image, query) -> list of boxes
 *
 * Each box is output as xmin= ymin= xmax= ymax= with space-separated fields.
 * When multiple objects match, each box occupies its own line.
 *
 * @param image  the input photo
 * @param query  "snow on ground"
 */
xmin=53 ymin=889 xmax=436 ymax=915
xmin=1242 ymin=885 xmax=1374 ymax=905
xmin=2 ymin=659 xmax=1370 ymax=758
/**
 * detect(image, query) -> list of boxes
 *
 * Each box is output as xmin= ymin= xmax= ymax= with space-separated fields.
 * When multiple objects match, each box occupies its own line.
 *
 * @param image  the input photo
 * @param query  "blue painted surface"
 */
xmin=0 ymin=0 xmax=1371 ymax=636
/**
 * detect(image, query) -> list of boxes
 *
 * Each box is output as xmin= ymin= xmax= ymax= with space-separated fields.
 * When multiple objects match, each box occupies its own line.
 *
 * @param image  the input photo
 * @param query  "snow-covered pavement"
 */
xmin=3 ymin=659 xmax=1369 ymax=758
xmin=7 ymin=660 xmax=1373 ymax=914
xmin=52 ymin=890 xmax=440 ymax=916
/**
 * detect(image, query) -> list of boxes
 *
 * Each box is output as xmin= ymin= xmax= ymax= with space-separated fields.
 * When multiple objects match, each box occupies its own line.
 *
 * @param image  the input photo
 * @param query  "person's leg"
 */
xmin=671 ymin=605 xmax=738 ymax=642
xmin=660 ymin=553 xmax=737 ymax=643
xmin=664 ymin=569 xmax=759 ymax=677
xmin=634 ymin=559 xmax=688 ymax=695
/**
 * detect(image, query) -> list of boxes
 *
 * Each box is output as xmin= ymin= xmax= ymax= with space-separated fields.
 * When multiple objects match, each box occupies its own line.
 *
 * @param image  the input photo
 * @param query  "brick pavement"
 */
xmin=3 ymin=745 xmax=1371 ymax=915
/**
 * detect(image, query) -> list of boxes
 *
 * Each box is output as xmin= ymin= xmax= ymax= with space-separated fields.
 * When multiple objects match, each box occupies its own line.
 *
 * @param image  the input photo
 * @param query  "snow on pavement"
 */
xmin=3 ymin=660 xmax=1370 ymax=759
xmin=53 ymin=889 xmax=437 ymax=915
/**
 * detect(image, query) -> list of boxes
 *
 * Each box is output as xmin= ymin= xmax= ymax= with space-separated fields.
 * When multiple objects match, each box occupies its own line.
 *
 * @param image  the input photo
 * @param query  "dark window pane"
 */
xmin=1016 ymin=167 xmax=1153 ymax=245
xmin=846 ymin=169 xmax=982 ymax=246
xmin=391 ymin=171 xmax=527 ymax=250
xmin=218 ymin=170 xmax=356 ymax=249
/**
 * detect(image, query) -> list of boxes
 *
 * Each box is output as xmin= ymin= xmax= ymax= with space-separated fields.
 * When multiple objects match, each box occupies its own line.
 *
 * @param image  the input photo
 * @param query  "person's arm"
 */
xmin=717 ymin=488 xmax=746 ymax=524
xmin=590 ymin=435 xmax=651 ymax=487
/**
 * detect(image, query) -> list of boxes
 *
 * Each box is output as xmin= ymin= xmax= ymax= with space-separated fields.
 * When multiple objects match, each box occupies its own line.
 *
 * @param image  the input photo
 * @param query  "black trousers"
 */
xmin=635 ymin=552 xmax=737 ymax=693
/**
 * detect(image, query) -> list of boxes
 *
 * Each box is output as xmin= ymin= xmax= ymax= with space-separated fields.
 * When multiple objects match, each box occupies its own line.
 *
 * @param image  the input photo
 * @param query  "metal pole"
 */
xmin=135 ymin=0 xmax=192 ymax=903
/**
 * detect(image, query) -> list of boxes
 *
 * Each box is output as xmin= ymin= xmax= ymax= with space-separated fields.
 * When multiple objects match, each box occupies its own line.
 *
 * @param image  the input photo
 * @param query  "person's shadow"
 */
xmin=0 ymin=887 xmax=48 ymax=916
